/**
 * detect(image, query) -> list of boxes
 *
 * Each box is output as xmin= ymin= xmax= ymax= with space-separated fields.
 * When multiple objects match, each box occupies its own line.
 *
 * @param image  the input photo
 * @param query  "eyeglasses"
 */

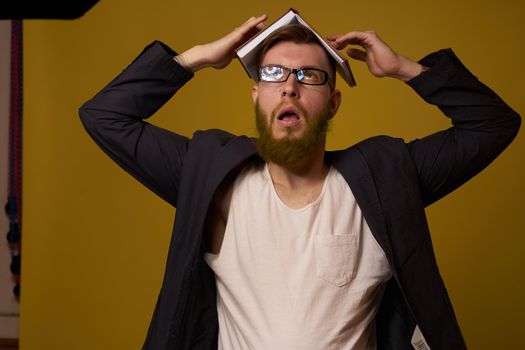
xmin=258 ymin=65 xmax=331 ymax=86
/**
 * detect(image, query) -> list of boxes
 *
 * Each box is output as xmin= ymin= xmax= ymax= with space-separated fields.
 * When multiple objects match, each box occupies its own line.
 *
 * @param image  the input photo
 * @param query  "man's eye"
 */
xmin=303 ymin=71 xmax=315 ymax=80
xmin=261 ymin=66 xmax=284 ymax=81
xmin=267 ymin=66 xmax=283 ymax=76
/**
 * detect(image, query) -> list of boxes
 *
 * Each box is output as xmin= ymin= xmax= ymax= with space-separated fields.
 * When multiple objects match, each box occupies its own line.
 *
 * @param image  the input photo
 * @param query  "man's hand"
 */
xmin=327 ymin=31 xmax=426 ymax=81
xmin=176 ymin=15 xmax=267 ymax=72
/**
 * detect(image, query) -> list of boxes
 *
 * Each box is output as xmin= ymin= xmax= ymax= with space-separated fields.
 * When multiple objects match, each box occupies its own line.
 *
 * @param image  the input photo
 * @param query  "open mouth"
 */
xmin=276 ymin=106 xmax=301 ymax=125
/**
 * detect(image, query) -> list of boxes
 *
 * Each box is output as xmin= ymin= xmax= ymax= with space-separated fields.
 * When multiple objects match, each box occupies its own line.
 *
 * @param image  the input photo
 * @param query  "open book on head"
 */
xmin=236 ymin=8 xmax=357 ymax=87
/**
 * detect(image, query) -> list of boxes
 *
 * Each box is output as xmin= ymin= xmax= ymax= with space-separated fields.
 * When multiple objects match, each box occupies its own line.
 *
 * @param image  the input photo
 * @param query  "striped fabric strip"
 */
xmin=6 ymin=19 xmax=22 ymax=298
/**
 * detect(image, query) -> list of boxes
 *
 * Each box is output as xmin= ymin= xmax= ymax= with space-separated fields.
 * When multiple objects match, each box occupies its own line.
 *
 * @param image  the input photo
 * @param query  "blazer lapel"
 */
xmin=327 ymin=148 xmax=394 ymax=265
xmin=207 ymin=136 xmax=257 ymax=191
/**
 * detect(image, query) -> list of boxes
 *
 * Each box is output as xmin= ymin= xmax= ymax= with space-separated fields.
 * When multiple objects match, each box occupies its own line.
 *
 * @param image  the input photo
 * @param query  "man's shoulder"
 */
xmin=192 ymin=128 xmax=236 ymax=139
xmin=188 ymin=129 xmax=257 ymax=162
xmin=191 ymin=128 xmax=252 ymax=146
xmin=330 ymin=135 xmax=414 ymax=174
xmin=358 ymin=135 xmax=405 ymax=147
xmin=329 ymin=135 xmax=419 ymax=189
xmin=336 ymin=135 xmax=407 ymax=155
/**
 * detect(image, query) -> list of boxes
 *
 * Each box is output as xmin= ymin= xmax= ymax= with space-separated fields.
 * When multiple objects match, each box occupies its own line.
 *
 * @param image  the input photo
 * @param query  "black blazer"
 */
xmin=79 ymin=41 xmax=520 ymax=349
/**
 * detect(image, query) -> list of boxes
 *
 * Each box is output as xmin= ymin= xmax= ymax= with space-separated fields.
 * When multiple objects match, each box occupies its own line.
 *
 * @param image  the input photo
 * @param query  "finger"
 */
xmin=227 ymin=15 xmax=267 ymax=52
xmin=233 ymin=15 xmax=266 ymax=42
xmin=240 ymin=14 xmax=267 ymax=32
xmin=326 ymin=34 xmax=341 ymax=41
xmin=329 ymin=31 xmax=375 ymax=49
xmin=255 ymin=22 xmax=266 ymax=30
xmin=326 ymin=34 xmax=345 ymax=50
xmin=326 ymin=34 xmax=348 ymax=48
xmin=346 ymin=48 xmax=367 ymax=62
xmin=241 ymin=14 xmax=266 ymax=25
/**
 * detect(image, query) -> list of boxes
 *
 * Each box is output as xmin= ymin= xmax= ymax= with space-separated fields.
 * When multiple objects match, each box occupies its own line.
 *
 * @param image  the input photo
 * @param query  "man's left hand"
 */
xmin=327 ymin=31 xmax=426 ymax=81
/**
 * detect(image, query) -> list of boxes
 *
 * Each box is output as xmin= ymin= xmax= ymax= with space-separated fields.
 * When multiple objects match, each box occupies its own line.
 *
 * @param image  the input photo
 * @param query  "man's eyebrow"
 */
xmin=299 ymin=66 xmax=325 ymax=70
xmin=263 ymin=64 xmax=326 ymax=70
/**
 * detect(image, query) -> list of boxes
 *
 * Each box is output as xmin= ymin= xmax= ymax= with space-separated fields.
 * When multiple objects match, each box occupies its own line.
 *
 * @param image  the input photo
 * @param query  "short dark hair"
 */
xmin=257 ymin=24 xmax=336 ymax=86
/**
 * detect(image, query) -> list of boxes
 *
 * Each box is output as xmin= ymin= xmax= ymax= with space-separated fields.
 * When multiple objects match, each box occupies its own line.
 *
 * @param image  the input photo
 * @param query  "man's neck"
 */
xmin=267 ymin=144 xmax=329 ymax=191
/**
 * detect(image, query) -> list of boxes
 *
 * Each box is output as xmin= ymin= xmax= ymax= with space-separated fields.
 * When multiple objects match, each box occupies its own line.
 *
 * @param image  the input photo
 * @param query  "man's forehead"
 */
xmin=260 ymin=41 xmax=332 ymax=68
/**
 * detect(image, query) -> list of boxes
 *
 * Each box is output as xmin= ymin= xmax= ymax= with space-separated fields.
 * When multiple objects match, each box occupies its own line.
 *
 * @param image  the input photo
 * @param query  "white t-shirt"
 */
xmin=205 ymin=163 xmax=391 ymax=349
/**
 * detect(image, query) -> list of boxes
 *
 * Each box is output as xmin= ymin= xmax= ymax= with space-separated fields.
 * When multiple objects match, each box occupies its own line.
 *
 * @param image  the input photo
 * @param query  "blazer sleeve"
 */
xmin=79 ymin=41 xmax=194 ymax=207
xmin=406 ymin=49 xmax=521 ymax=206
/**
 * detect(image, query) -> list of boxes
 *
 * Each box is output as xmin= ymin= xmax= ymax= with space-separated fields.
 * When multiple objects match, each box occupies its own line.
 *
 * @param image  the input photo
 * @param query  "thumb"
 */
xmin=347 ymin=48 xmax=367 ymax=62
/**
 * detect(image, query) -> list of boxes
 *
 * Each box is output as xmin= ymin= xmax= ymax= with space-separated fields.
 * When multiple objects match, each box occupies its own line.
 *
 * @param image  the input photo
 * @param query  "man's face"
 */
xmin=252 ymin=41 xmax=341 ymax=165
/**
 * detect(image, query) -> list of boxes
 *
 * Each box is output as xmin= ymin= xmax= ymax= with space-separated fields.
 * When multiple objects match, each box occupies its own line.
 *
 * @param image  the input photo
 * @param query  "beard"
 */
xmin=254 ymin=101 xmax=332 ymax=166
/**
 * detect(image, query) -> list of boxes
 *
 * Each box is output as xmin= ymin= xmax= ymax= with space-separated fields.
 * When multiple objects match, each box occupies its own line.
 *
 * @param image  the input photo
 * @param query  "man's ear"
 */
xmin=329 ymin=89 xmax=342 ymax=119
xmin=252 ymin=84 xmax=259 ymax=105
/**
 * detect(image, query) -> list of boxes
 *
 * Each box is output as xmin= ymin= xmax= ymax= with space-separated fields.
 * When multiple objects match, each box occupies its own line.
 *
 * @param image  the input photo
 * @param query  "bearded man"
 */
xmin=80 ymin=14 xmax=519 ymax=350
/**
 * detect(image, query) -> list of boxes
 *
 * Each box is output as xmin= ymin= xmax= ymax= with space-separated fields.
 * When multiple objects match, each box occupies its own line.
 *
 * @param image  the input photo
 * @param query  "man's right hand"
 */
xmin=176 ymin=15 xmax=267 ymax=72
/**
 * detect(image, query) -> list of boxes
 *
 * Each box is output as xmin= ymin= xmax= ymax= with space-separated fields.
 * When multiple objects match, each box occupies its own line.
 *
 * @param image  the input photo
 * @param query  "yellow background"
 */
xmin=21 ymin=0 xmax=524 ymax=349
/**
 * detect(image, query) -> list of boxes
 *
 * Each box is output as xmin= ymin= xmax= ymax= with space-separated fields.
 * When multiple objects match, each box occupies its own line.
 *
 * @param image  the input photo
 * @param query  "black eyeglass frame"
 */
xmin=257 ymin=65 xmax=333 ymax=87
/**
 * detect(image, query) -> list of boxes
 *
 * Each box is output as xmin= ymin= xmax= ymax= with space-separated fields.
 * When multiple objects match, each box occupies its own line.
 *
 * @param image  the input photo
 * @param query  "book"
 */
xmin=236 ymin=8 xmax=356 ymax=87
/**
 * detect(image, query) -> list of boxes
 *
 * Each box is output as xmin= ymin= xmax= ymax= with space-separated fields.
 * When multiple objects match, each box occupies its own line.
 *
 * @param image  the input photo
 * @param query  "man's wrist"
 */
xmin=394 ymin=55 xmax=428 ymax=82
xmin=173 ymin=45 xmax=209 ymax=72
xmin=173 ymin=54 xmax=193 ymax=72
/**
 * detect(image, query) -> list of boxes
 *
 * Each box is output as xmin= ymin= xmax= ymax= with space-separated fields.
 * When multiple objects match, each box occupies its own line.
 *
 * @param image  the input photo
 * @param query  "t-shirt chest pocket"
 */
xmin=314 ymin=234 xmax=358 ymax=287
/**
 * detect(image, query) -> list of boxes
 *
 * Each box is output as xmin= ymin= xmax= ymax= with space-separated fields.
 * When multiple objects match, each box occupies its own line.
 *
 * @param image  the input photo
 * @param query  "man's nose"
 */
xmin=279 ymin=74 xmax=300 ymax=98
